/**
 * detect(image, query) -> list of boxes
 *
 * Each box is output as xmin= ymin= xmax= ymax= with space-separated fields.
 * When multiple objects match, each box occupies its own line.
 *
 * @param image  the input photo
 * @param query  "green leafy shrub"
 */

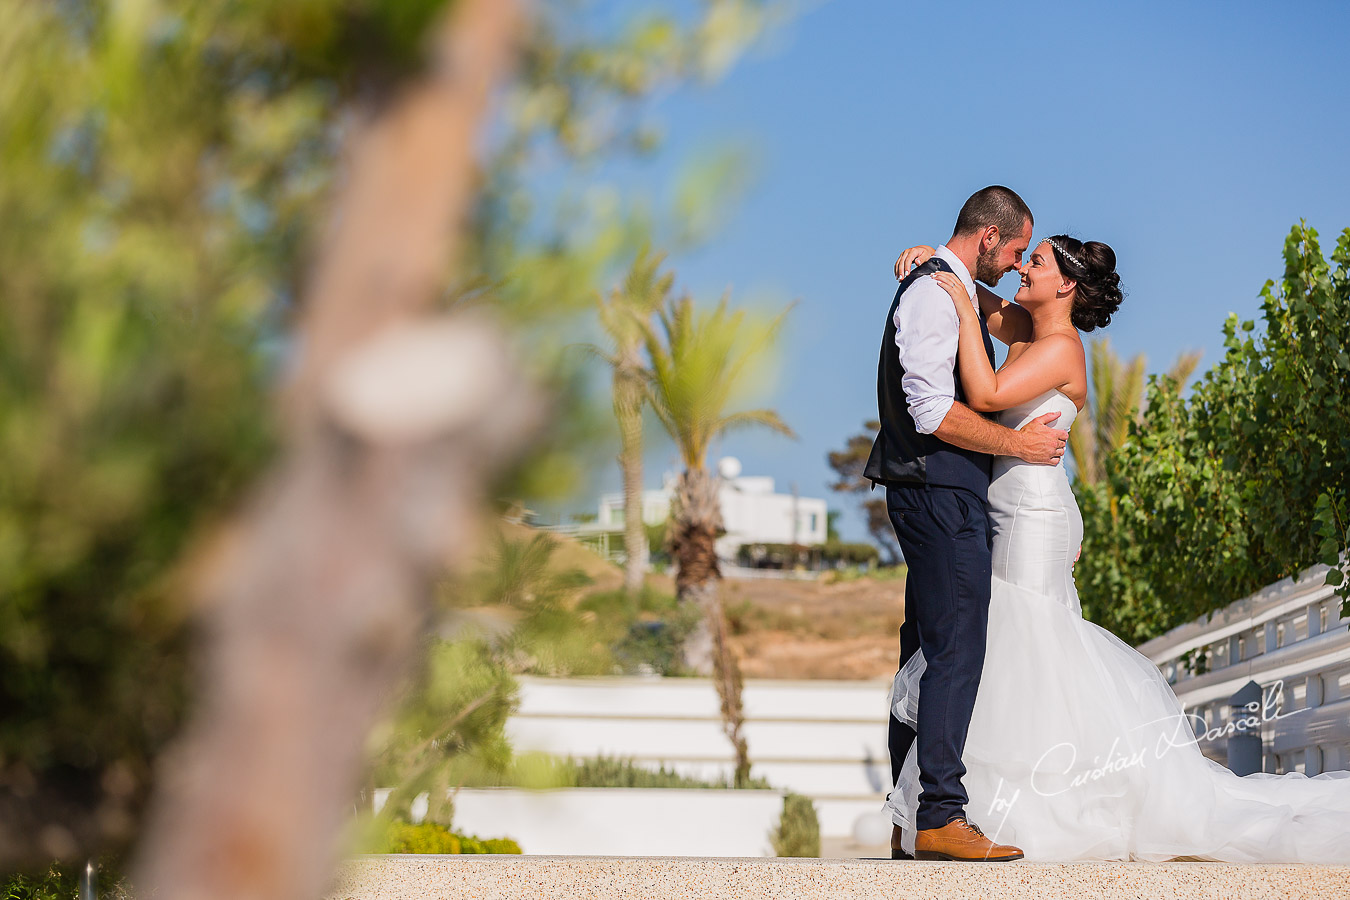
xmin=477 ymin=838 xmax=524 ymax=854
xmin=1077 ymin=224 xmax=1350 ymax=640
xmin=567 ymin=755 xmax=772 ymax=790
xmin=770 ymin=792 xmax=820 ymax=858
xmin=376 ymin=821 xmax=521 ymax=855
xmin=454 ymin=753 xmax=772 ymax=790
xmin=382 ymin=822 xmax=462 ymax=855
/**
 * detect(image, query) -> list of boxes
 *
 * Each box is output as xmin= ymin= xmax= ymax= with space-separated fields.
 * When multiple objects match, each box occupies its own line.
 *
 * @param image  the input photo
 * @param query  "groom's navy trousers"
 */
xmin=886 ymin=482 xmax=993 ymax=831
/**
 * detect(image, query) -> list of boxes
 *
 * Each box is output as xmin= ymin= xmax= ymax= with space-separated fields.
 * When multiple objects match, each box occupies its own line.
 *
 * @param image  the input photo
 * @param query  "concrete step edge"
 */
xmin=330 ymin=854 xmax=1350 ymax=900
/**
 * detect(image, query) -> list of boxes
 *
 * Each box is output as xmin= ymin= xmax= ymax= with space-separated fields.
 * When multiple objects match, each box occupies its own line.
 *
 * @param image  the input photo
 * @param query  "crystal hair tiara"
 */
xmin=1041 ymin=237 xmax=1084 ymax=271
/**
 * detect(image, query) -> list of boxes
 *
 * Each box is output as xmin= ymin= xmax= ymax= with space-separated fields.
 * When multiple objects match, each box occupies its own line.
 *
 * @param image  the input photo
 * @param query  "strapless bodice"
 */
xmin=987 ymin=388 xmax=1083 ymax=610
xmin=996 ymin=388 xmax=1079 ymax=434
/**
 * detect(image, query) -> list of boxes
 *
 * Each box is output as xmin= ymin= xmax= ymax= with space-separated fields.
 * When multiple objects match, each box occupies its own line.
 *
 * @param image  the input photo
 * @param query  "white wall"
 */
xmin=449 ymin=788 xmax=785 ymax=857
xmin=504 ymin=676 xmax=893 ymax=839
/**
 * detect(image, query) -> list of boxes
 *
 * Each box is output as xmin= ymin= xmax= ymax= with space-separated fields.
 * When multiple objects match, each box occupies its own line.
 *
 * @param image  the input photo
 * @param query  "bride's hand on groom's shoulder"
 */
xmin=894 ymin=245 xmax=936 ymax=280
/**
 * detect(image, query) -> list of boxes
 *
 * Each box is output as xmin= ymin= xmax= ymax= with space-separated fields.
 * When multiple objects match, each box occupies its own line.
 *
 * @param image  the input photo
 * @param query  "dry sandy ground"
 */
xmin=637 ymin=569 xmax=905 ymax=680
xmin=720 ymin=575 xmax=904 ymax=681
xmin=511 ymin=524 xmax=905 ymax=681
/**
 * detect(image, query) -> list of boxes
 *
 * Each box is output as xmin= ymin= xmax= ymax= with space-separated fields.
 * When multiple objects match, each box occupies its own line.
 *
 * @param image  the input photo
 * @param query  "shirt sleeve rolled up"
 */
xmin=893 ymin=278 xmax=960 ymax=435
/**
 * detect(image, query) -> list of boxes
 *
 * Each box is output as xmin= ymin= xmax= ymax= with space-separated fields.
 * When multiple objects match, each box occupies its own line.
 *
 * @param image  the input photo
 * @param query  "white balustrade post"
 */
xmin=1306 ymin=674 xmax=1323 ymax=709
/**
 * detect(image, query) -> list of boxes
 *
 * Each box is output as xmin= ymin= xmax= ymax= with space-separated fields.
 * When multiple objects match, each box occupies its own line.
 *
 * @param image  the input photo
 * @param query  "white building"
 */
xmin=588 ymin=459 xmax=828 ymax=562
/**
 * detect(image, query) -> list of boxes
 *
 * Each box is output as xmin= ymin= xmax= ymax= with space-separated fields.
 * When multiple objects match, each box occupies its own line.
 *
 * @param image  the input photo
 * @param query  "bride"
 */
xmin=886 ymin=236 xmax=1350 ymax=863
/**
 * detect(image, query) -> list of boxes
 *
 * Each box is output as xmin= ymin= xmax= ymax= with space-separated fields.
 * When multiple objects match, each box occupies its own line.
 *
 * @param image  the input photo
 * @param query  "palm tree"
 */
xmin=643 ymin=292 xmax=795 ymax=786
xmin=1068 ymin=338 xmax=1202 ymax=486
xmin=588 ymin=248 xmax=675 ymax=594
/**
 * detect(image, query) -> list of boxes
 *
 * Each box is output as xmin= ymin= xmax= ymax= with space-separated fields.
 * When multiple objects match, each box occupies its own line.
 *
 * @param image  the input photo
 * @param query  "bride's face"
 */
xmin=1013 ymin=242 xmax=1073 ymax=306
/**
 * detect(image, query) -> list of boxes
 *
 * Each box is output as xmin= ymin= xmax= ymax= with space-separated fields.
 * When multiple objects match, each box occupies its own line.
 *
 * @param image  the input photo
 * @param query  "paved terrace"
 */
xmin=329 ymin=855 xmax=1350 ymax=899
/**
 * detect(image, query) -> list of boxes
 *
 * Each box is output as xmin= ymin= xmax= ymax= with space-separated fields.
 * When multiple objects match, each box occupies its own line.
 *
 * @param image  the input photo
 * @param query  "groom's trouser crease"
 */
xmin=885 ymin=483 xmax=993 ymax=831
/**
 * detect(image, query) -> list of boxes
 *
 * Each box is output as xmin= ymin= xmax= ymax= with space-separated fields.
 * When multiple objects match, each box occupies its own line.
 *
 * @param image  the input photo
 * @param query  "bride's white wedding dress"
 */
xmin=885 ymin=389 xmax=1350 ymax=862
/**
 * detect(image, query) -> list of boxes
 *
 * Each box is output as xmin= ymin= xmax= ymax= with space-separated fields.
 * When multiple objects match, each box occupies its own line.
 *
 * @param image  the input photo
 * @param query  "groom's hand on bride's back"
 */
xmin=1016 ymin=412 xmax=1069 ymax=466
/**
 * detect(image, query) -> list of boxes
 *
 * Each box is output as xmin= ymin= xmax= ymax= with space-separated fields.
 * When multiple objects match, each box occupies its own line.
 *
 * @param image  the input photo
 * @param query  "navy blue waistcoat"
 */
xmin=863 ymin=257 xmax=997 ymax=493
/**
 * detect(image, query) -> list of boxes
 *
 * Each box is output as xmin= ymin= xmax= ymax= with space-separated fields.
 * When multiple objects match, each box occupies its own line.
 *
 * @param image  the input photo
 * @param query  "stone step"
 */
xmin=330 ymin=855 xmax=1350 ymax=900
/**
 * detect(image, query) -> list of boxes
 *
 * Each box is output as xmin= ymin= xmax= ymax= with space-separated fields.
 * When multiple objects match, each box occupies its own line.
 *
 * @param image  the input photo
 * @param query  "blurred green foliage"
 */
xmin=584 ymin=584 xmax=701 ymax=675
xmin=367 ymin=532 xmax=701 ymax=826
xmin=1 ymin=0 xmax=301 ymax=845
xmin=1076 ymin=224 xmax=1350 ymax=642
xmin=1 ymin=0 xmax=789 ymax=866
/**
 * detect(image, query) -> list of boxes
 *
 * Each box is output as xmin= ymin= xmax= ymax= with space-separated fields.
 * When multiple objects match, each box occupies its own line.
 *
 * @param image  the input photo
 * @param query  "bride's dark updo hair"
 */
xmin=1043 ymin=234 xmax=1124 ymax=332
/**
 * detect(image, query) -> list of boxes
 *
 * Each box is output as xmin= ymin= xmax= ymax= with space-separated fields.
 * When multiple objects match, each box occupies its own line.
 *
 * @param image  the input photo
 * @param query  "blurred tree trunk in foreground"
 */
xmin=131 ymin=3 xmax=536 ymax=899
xmin=2 ymin=0 xmax=790 ymax=880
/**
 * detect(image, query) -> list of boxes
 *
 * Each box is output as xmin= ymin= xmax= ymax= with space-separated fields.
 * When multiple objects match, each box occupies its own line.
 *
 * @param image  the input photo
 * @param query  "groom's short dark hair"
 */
xmin=953 ymin=186 xmax=1033 ymax=244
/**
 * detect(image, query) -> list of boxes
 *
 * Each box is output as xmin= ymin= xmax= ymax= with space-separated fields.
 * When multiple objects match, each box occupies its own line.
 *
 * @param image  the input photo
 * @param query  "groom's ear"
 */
xmin=979 ymin=224 xmax=1001 ymax=253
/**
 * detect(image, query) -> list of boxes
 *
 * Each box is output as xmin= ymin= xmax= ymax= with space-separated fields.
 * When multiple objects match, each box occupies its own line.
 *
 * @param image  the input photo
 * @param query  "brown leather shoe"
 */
xmin=890 ymin=824 xmax=914 ymax=860
xmin=914 ymin=816 xmax=1023 ymax=862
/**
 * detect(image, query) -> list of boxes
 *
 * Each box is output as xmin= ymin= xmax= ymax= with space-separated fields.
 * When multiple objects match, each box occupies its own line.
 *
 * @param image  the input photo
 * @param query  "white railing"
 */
xmin=1136 ymin=561 xmax=1350 ymax=776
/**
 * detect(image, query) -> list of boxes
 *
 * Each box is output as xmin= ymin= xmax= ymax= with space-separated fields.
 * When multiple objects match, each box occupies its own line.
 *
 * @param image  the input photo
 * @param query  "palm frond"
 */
xmin=642 ymin=289 xmax=793 ymax=470
xmin=716 ymin=409 xmax=797 ymax=441
xmin=1165 ymin=349 xmax=1203 ymax=390
xmin=1067 ymin=405 xmax=1098 ymax=485
xmin=1106 ymin=353 xmax=1146 ymax=447
xmin=576 ymin=341 xmax=622 ymax=369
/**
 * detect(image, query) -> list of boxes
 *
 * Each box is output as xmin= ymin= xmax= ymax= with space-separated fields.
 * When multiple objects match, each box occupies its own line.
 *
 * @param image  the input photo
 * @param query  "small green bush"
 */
xmin=478 ymin=838 xmax=523 ymax=854
xmin=770 ymin=792 xmax=820 ymax=858
xmin=383 ymin=822 xmax=461 ymax=854
xmin=450 ymin=751 xmax=773 ymax=790
xmin=568 ymin=755 xmax=772 ymax=790
xmin=378 ymin=822 xmax=521 ymax=855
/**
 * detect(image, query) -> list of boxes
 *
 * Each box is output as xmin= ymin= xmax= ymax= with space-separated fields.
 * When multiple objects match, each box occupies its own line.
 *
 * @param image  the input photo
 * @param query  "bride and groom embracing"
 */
xmin=866 ymin=186 xmax=1350 ymax=863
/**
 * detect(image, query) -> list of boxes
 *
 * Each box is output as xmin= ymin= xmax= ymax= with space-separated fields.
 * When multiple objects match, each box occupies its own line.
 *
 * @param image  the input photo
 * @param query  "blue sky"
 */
xmin=556 ymin=0 xmax=1350 ymax=542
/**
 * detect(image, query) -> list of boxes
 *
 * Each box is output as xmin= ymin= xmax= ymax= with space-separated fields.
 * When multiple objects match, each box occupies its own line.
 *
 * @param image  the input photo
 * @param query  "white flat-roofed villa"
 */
xmin=557 ymin=457 xmax=828 ymax=565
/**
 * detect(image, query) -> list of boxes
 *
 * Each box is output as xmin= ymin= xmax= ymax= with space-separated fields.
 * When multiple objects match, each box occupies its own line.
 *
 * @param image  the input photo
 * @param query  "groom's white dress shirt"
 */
xmin=893 ymin=244 xmax=979 ymax=434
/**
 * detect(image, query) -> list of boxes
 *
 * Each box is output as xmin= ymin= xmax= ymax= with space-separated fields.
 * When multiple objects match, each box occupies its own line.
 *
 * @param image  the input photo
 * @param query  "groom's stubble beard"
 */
xmin=974 ymin=243 xmax=1009 ymax=287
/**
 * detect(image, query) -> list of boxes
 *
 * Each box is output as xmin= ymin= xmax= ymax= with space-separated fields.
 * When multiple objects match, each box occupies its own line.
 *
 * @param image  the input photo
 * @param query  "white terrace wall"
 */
xmin=487 ymin=562 xmax=1350 ymax=850
xmin=504 ymin=675 xmax=893 ymax=839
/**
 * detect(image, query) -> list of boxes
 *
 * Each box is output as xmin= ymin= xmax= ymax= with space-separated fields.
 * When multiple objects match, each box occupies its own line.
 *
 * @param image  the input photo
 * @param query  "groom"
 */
xmin=864 ymin=186 xmax=1067 ymax=862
